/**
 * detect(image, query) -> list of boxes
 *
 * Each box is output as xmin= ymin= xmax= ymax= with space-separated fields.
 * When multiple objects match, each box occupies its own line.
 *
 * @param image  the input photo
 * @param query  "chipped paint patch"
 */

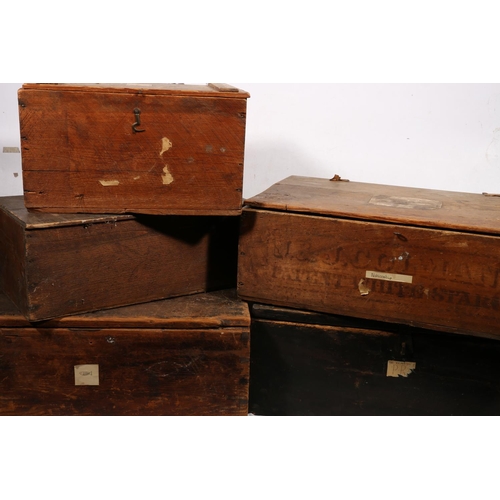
xmin=162 ymin=165 xmax=174 ymax=185
xmin=133 ymin=176 xmax=141 ymax=180
xmin=99 ymin=180 xmax=120 ymax=186
xmin=391 ymin=252 xmax=410 ymax=262
xmin=358 ymin=279 xmax=371 ymax=296
xmin=160 ymin=137 xmax=173 ymax=156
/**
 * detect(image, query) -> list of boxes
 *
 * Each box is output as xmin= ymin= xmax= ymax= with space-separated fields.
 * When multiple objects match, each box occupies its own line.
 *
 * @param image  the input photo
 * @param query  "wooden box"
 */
xmin=249 ymin=303 xmax=500 ymax=416
xmin=19 ymin=83 xmax=249 ymax=215
xmin=238 ymin=176 xmax=500 ymax=338
xmin=0 ymin=196 xmax=238 ymax=321
xmin=0 ymin=289 xmax=250 ymax=416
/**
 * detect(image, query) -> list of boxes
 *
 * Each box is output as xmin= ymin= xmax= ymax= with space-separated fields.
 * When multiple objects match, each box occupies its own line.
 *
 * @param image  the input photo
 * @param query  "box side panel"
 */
xmin=238 ymin=209 xmax=500 ymax=338
xmin=249 ymin=318 xmax=500 ymax=416
xmin=25 ymin=216 xmax=238 ymax=321
xmin=20 ymin=90 xmax=247 ymax=213
xmin=0 ymin=327 xmax=250 ymax=416
xmin=0 ymin=209 xmax=28 ymax=316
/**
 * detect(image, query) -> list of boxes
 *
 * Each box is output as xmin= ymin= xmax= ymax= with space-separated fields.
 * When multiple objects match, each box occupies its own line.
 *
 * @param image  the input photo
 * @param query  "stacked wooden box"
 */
xmin=3 ymin=83 xmax=499 ymax=416
xmin=237 ymin=176 xmax=500 ymax=415
xmin=0 ymin=83 xmax=251 ymax=416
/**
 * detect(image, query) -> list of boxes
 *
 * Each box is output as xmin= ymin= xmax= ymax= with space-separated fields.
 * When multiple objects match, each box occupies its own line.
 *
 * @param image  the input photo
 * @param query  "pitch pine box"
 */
xmin=0 ymin=196 xmax=238 ymax=321
xmin=0 ymin=290 xmax=250 ymax=416
xmin=249 ymin=302 xmax=500 ymax=416
xmin=19 ymin=83 xmax=249 ymax=215
xmin=238 ymin=176 xmax=500 ymax=338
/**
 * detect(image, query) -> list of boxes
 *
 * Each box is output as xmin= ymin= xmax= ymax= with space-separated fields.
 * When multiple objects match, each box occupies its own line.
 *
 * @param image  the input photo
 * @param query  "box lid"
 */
xmin=0 ymin=196 xmax=134 ymax=229
xmin=244 ymin=176 xmax=500 ymax=236
xmin=0 ymin=289 xmax=250 ymax=328
xmin=21 ymin=83 xmax=250 ymax=99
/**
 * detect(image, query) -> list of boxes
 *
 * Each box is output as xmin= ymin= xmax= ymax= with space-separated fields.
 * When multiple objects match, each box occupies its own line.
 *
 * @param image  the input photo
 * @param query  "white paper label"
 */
xmin=74 ymin=364 xmax=99 ymax=386
xmin=365 ymin=270 xmax=413 ymax=284
xmin=386 ymin=360 xmax=416 ymax=378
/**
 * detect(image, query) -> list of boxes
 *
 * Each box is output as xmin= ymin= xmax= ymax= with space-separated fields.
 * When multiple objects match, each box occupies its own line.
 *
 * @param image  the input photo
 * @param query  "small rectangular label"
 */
xmin=387 ymin=360 xmax=416 ymax=378
xmin=74 ymin=364 xmax=99 ymax=386
xmin=3 ymin=147 xmax=20 ymax=153
xmin=99 ymin=180 xmax=120 ymax=186
xmin=369 ymin=195 xmax=442 ymax=210
xmin=366 ymin=270 xmax=413 ymax=284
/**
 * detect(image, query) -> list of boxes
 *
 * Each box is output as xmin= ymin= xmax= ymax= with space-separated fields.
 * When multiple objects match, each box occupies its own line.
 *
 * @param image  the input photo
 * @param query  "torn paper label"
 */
xmin=386 ymin=360 xmax=416 ymax=378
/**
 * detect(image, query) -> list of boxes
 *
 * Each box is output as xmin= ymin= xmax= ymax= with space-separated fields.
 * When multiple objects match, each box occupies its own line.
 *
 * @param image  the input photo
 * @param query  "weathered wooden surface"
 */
xmin=0 ymin=196 xmax=239 ymax=321
xmin=245 ymin=176 xmax=500 ymax=235
xmin=249 ymin=304 xmax=500 ymax=416
xmin=1 ymin=194 xmax=133 ymax=229
xmin=238 ymin=177 xmax=500 ymax=339
xmin=21 ymin=83 xmax=247 ymax=97
xmin=19 ymin=83 xmax=249 ymax=215
xmin=0 ymin=290 xmax=250 ymax=416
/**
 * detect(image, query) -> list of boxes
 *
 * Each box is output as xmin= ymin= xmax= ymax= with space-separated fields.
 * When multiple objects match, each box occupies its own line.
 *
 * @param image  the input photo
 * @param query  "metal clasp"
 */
xmin=132 ymin=108 xmax=145 ymax=133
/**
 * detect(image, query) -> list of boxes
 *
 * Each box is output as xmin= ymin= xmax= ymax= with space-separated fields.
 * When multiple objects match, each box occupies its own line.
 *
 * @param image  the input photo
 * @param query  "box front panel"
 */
xmin=249 ymin=317 xmax=500 ymax=416
xmin=0 ymin=327 xmax=250 ymax=416
xmin=20 ymin=90 xmax=247 ymax=214
xmin=238 ymin=209 xmax=500 ymax=338
xmin=25 ymin=216 xmax=238 ymax=321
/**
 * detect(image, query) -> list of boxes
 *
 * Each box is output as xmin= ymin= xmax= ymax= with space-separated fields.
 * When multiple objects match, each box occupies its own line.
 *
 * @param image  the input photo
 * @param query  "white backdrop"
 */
xmin=1 ymin=3 xmax=499 ymax=493
xmin=1 ymin=83 xmax=500 ymax=199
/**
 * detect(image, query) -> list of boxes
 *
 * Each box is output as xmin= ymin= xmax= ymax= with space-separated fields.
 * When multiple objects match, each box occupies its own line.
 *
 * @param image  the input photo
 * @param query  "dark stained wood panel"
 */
xmin=1 ymin=196 xmax=239 ymax=321
xmin=0 ymin=195 xmax=133 ymax=229
xmin=249 ymin=304 xmax=500 ymax=416
xmin=0 ymin=291 xmax=250 ymax=416
xmin=0 ymin=289 xmax=250 ymax=329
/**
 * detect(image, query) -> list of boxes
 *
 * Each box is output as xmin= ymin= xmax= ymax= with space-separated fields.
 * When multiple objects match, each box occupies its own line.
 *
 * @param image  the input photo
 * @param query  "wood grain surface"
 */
xmin=0 ymin=197 xmax=239 ymax=321
xmin=238 ymin=207 xmax=500 ymax=339
xmin=19 ymin=84 xmax=249 ymax=214
xmin=0 ymin=290 xmax=250 ymax=416
xmin=244 ymin=176 xmax=500 ymax=235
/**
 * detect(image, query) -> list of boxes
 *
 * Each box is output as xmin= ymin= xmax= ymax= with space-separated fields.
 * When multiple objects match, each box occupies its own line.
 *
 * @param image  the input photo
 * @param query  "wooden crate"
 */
xmin=0 ymin=289 xmax=250 ymax=416
xmin=19 ymin=83 xmax=249 ymax=215
xmin=0 ymin=196 xmax=238 ymax=321
xmin=249 ymin=303 xmax=500 ymax=416
xmin=238 ymin=176 xmax=500 ymax=338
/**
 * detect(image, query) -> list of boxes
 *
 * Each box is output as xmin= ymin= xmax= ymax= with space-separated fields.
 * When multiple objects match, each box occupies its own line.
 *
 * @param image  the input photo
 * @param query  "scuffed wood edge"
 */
xmin=208 ymin=83 xmax=239 ymax=92
xmin=21 ymin=83 xmax=250 ymax=99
